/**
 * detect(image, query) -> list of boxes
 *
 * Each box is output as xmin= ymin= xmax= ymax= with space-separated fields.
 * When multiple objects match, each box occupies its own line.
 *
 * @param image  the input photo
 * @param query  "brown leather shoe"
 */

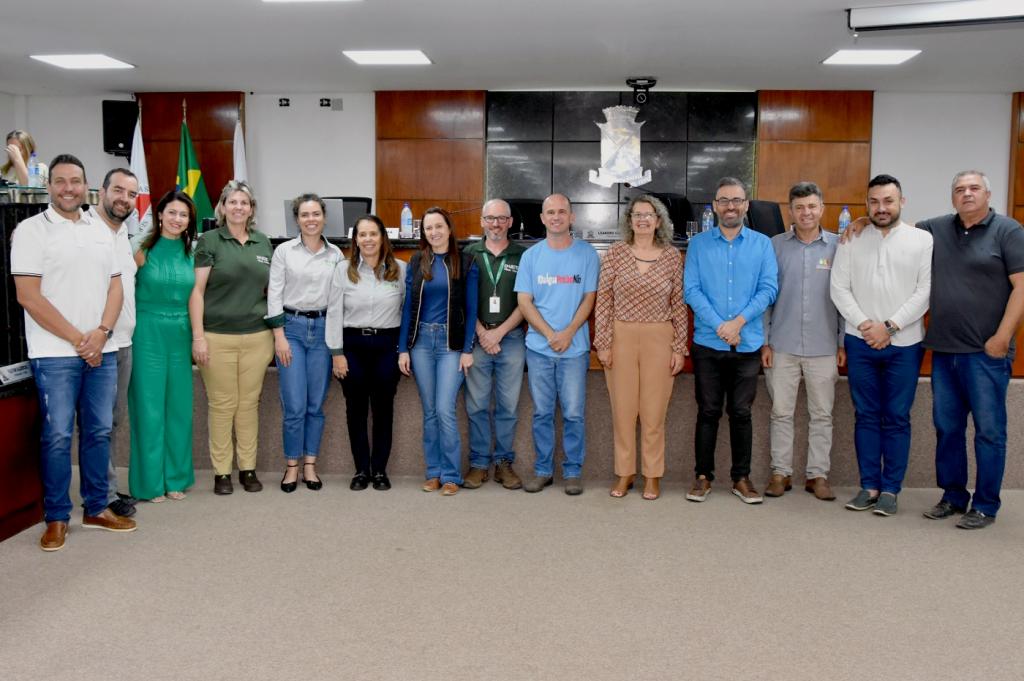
xmin=765 ymin=473 xmax=792 ymax=497
xmin=462 ymin=467 xmax=489 ymax=489
xmin=40 ymin=521 xmax=68 ymax=551
xmin=441 ymin=482 xmax=459 ymax=496
xmin=493 ymin=460 xmax=522 ymax=489
xmin=732 ymin=477 xmax=764 ymax=504
xmin=83 ymin=508 xmax=137 ymax=532
xmin=421 ymin=477 xmax=441 ymax=492
xmin=685 ymin=475 xmax=712 ymax=502
xmin=805 ymin=477 xmax=836 ymax=501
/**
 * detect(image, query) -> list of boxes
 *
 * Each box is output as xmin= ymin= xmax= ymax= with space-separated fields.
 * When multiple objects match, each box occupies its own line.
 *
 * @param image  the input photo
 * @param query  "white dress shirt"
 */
xmin=266 ymin=236 xmax=343 ymax=319
xmin=830 ymin=221 xmax=933 ymax=346
xmin=325 ymin=258 xmax=407 ymax=352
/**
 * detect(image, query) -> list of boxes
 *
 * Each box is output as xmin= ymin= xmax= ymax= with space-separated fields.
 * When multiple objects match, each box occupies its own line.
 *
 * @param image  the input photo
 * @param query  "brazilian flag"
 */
xmin=176 ymin=121 xmax=214 ymax=228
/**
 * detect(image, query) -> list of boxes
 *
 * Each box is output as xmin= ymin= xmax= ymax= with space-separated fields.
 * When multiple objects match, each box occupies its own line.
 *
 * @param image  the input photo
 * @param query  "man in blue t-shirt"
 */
xmin=514 ymin=193 xmax=600 ymax=495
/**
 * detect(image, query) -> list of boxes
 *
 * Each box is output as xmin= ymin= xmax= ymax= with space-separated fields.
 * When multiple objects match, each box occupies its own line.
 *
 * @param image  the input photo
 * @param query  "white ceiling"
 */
xmin=1 ymin=0 xmax=1023 ymax=96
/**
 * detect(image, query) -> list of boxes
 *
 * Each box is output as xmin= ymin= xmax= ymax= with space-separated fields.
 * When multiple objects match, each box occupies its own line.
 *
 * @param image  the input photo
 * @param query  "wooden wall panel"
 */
xmin=376 ymin=91 xmax=486 ymax=139
xmin=136 ymin=92 xmax=243 ymax=202
xmin=757 ymin=141 xmax=871 ymax=204
xmin=759 ymin=91 xmax=873 ymax=142
xmin=375 ymin=91 xmax=486 ymax=239
xmin=1010 ymin=93 xmax=1024 ymax=377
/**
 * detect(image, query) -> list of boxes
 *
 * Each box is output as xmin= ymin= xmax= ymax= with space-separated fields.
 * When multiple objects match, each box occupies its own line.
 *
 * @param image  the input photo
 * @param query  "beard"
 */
xmin=104 ymin=198 xmax=133 ymax=223
xmin=869 ymin=208 xmax=900 ymax=229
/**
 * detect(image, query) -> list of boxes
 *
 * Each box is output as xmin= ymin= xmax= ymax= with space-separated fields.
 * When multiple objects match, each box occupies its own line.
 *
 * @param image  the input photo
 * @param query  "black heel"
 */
xmin=280 ymin=462 xmax=299 ymax=493
xmin=303 ymin=462 xmax=323 ymax=491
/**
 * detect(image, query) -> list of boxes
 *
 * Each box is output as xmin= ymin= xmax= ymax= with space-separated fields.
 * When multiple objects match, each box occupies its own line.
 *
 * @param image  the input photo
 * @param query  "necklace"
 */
xmin=634 ymin=256 xmax=658 ymax=263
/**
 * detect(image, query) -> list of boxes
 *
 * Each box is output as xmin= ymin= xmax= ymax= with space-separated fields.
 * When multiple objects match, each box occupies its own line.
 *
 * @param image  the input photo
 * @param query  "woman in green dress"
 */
xmin=128 ymin=190 xmax=197 ymax=502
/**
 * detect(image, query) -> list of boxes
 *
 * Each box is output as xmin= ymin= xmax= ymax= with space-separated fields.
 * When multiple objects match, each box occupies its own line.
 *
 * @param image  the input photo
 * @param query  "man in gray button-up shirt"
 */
xmin=762 ymin=182 xmax=844 ymax=502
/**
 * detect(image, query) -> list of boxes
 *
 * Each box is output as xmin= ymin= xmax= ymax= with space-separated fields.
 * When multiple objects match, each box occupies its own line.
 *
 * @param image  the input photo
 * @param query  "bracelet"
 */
xmin=192 ymin=336 xmax=205 ymax=341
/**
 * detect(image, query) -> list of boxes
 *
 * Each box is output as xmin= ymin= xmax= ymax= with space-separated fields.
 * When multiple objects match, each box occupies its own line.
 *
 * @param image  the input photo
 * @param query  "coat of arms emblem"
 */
xmin=588 ymin=105 xmax=651 ymax=188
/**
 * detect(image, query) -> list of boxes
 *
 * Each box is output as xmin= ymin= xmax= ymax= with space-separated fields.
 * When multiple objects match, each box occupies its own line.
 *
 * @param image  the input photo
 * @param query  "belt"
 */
xmin=482 ymin=321 xmax=503 ymax=330
xmin=345 ymin=327 xmax=398 ymax=336
xmin=284 ymin=307 xmax=327 ymax=318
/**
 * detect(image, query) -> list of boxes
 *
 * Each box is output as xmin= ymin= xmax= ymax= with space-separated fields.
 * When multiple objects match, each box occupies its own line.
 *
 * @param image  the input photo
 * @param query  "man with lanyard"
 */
xmin=462 ymin=199 xmax=527 ymax=490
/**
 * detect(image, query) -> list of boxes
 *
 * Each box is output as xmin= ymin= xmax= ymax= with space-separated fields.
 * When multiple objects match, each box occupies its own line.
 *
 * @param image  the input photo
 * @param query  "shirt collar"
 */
xmin=291 ymin=235 xmax=330 ymax=255
xmin=783 ymin=226 xmax=826 ymax=244
xmin=953 ymin=208 xmax=995 ymax=230
xmin=217 ymin=225 xmax=264 ymax=243
xmin=711 ymin=225 xmax=748 ymax=242
xmin=44 ymin=205 xmax=89 ymax=225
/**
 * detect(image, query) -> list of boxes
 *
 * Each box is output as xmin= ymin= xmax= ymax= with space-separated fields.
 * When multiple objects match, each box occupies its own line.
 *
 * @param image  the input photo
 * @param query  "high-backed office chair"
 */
xmin=746 ymin=199 xmax=786 ymax=237
xmin=320 ymin=196 xmax=372 ymax=224
xmin=506 ymin=198 xmax=545 ymax=240
xmin=645 ymin=191 xmax=693 ymax=240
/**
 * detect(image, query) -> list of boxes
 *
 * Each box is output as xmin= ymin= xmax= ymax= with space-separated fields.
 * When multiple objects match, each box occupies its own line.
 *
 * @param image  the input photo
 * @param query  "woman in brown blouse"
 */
xmin=594 ymin=195 xmax=688 ymax=500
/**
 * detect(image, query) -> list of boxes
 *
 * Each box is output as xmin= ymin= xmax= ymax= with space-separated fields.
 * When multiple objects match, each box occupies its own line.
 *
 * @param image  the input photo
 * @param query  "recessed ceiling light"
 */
xmin=31 ymin=54 xmax=134 ymax=69
xmin=263 ymin=0 xmax=360 ymax=3
xmin=343 ymin=50 xmax=431 ymax=65
xmin=823 ymin=49 xmax=921 ymax=65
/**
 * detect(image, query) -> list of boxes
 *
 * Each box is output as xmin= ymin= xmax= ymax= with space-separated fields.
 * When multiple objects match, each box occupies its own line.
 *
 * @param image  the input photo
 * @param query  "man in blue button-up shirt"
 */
xmin=683 ymin=177 xmax=778 ymax=505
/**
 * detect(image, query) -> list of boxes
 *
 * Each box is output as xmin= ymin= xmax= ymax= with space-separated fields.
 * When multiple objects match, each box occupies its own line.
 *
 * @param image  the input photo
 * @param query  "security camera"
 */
xmin=626 ymin=77 xmax=657 ymax=106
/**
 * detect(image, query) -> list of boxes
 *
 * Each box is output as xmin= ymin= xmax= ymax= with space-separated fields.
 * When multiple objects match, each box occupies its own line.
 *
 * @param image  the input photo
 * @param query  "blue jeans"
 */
xmin=410 ymin=323 xmax=465 ymax=484
xmin=31 ymin=352 xmax=118 ymax=522
xmin=465 ymin=327 xmax=526 ymax=468
xmin=844 ymin=335 xmax=924 ymax=494
xmin=525 ymin=349 xmax=589 ymax=478
xmin=931 ymin=351 xmax=1010 ymax=516
xmin=277 ymin=315 xmax=332 ymax=460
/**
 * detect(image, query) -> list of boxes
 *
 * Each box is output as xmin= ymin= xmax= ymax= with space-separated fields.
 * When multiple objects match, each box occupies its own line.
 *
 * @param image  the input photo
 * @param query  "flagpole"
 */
xmin=182 ymin=98 xmax=187 ymax=123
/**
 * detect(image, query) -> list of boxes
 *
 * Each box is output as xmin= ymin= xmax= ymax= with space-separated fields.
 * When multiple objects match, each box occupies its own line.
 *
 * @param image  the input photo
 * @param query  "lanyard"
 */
xmin=481 ymin=252 xmax=507 ymax=294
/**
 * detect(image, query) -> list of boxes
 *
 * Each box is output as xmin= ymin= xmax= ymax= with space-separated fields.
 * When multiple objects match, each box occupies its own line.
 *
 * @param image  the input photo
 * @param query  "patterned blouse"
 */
xmin=593 ymin=241 xmax=688 ymax=354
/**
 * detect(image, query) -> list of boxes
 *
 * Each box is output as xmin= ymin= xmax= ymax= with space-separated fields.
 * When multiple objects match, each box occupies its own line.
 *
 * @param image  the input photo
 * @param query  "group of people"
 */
xmin=10 ymin=150 xmax=1022 ymax=553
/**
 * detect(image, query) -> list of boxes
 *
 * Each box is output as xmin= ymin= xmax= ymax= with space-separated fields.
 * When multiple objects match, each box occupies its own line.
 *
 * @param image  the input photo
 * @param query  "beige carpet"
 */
xmin=2 ymin=470 xmax=1023 ymax=681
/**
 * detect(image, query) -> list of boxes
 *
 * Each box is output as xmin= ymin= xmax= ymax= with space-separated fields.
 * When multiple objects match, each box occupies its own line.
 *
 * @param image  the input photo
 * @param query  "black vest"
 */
xmin=406 ymin=250 xmax=474 ymax=351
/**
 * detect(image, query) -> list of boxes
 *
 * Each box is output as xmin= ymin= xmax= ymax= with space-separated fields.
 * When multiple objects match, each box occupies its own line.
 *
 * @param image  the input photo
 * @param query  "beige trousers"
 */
xmin=198 ymin=330 xmax=274 ymax=475
xmin=604 ymin=320 xmax=676 ymax=478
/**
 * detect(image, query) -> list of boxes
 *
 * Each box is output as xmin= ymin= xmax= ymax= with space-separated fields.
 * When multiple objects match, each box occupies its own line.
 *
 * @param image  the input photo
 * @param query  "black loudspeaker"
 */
xmin=102 ymin=100 xmax=139 ymax=157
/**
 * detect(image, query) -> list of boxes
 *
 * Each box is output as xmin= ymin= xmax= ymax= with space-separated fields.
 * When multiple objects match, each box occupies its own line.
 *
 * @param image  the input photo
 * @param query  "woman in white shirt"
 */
xmin=326 ymin=214 xmax=406 ymax=492
xmin=266 ymin=194 xmax=343 ymax=493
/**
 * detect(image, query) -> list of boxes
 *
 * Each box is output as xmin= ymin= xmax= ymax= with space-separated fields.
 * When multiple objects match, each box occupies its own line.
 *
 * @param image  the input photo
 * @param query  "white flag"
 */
xmin=233 ymin=119 xmax=248 ymax=182
xmin=124 ymin=114 xmax=152 ymax=240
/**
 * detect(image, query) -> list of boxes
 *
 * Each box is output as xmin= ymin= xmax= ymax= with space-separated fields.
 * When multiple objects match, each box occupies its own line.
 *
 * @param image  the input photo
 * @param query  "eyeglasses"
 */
xmin=482 ymin=215 xmax=512 ymax=224
xmin=630 ymin=212 xmax=657 ymax=220
xmin=714 ymin=197 xmax=747 ymax=208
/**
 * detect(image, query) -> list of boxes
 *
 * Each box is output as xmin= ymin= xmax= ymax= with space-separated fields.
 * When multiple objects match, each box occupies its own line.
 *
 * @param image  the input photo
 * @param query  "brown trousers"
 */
xmin=603 ymin=320 xmax=676 ymax=477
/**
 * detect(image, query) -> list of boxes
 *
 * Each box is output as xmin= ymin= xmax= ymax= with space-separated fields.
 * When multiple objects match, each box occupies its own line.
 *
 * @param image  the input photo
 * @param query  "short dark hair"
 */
xmin=789 ymin=181 xmax=823 ymax=203
xmin=48 ymin=154 xmax=86 ymax=182
xmin=716 ymin=177 xmax=747 ymax=195
xmin=102 ymin=167 xmax=136 ymax=190
xmin=868 ymin=174 xmax=902 ymax=194
xmin=291 ymin=193 xmax=326 ymax=219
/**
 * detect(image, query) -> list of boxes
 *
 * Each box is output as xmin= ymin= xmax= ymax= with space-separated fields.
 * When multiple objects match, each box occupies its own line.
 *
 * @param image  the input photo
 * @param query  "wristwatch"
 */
xmin=883 ymin=320 xmax=899 ymax=337
xmin=98 ymin=325 xmax=114 ymax=340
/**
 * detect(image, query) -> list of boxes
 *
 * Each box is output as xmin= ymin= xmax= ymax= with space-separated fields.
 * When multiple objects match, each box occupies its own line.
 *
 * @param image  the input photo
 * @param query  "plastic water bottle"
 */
xmin=28 ymin=153 xmax=40 ymax=188
xmin=400 ymin=202 xmax=413 ymax=239
xmin=838 ymin=205 xmax=851 ymax=235
xmin=701 ymin=204 xmax=714 ymax=232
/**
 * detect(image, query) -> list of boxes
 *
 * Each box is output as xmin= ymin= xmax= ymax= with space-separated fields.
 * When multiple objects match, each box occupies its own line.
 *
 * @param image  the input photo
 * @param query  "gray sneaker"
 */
xmin=564 ymin=477 xmax=583 ymax=496
xmin=845 ymin=489 xmax=878 ymax=511
xmin=956 ymin=509 xmax=995 ymax=530
xmin=872 ymin=492 xmax=898 ymax=516
xmin=523 ymin=475 xmax=553 ymax=493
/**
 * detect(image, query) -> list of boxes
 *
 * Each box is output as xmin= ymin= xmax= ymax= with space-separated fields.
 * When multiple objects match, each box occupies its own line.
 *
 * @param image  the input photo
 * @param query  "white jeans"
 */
xmin=764 ymin=351 xmax=838 ymax=478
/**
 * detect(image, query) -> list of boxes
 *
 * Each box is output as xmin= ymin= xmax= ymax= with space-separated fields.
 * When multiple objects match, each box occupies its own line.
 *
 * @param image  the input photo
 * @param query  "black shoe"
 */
xmin=239 ymin=470 xmax=263 ymax=493
xmin=956 ymin=509 xmax=996 ymax=530
xmin=214 ymin=474 xmax=233 ymax=495
xmin=923 ymin=499 xmax=966 ymax=520
xmin=116 ymin=492 xmax=138 ymax=505
xmin=280 ymin=462 xmax=299 ymax=493
xmin=107 ymin=498 xmax=136 ymax=517
xmin=371 ymin=472 xmax=391 ymax=491
xmin=350 ymin=472 xmax=370 ymax=491
xmin=303 ymin=462 xmax=323 ymax=491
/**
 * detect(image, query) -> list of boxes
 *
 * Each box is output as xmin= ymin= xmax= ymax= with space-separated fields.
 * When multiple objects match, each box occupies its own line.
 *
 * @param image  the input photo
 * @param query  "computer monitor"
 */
xmin=283 ymin=198 xmax=349 ymax=238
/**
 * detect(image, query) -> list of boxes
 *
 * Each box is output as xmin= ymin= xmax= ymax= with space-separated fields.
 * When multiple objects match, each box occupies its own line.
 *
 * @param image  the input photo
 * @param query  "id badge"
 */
xmin=489 ymin=296 xmax=501 ymax=314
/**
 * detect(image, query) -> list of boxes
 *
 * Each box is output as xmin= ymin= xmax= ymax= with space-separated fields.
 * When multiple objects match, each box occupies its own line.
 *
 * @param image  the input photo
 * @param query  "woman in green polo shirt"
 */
xmin=188 ymin=180 xmax=275 ymax=495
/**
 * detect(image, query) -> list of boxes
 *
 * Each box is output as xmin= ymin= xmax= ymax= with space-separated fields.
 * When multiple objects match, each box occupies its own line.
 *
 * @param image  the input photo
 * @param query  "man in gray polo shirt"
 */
xmin=919 ymin=170 xmax=1024 ymax=530
xmin=762 ymin=182 xmax=844 ymax=501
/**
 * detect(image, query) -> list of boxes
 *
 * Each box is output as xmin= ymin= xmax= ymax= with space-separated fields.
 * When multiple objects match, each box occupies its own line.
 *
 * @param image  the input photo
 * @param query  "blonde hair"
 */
xmin=2 ymin=130 xmax=36 ymax=176
xmin=214 ymin=180 xmax=258 ymax=230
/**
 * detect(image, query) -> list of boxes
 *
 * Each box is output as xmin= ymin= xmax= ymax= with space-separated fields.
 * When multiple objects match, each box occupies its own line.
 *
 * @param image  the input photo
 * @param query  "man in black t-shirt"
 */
xmin=918 ymin=170 xmax=1024 ymax=530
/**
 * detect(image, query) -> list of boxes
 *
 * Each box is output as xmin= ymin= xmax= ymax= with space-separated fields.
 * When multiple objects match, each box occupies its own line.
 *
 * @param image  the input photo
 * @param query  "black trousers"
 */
xmin=339 ymin=328 xmax=401 ymax=475
xmin=691 ymin=343 xmax=761 ymax=482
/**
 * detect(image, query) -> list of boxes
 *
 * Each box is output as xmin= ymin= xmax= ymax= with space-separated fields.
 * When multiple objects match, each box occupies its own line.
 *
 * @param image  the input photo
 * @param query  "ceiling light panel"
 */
xmin=343 ymin=50 xmax=431 ymax=65
xmin=823 ymin=49 xmax=921 ymax=65
xmin=30 ymin=54 xmax=135 ymax=69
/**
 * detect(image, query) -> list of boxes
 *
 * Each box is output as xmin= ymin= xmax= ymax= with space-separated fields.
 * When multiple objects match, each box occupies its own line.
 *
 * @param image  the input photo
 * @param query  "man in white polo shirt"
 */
xmin=11 ymin=154 xmax=137 ymax=552
xmin=830 ymin=174 xmax=932 ymax=517
xmin=92 ymin=167 xmax=140 ymax=517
